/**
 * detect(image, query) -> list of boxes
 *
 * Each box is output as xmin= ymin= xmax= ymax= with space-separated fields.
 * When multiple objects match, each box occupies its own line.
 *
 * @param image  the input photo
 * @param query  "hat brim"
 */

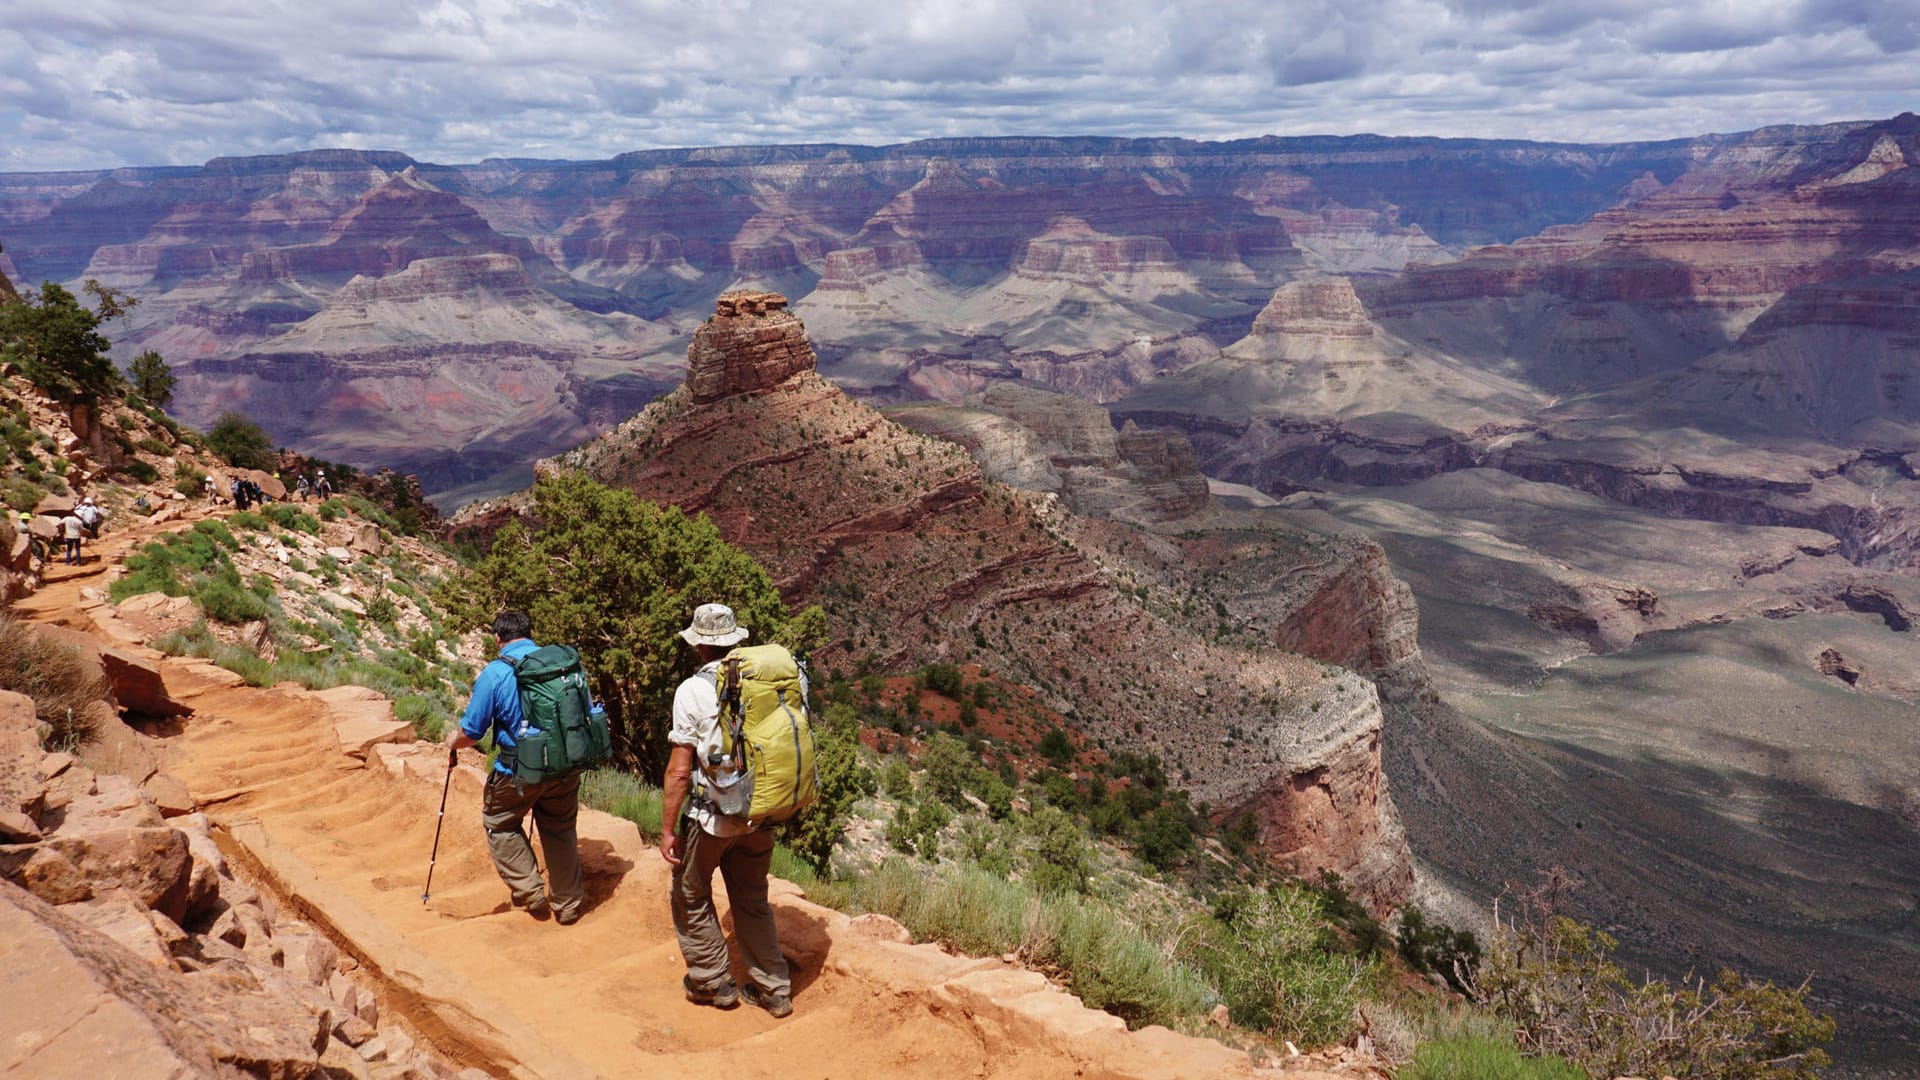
xmin=680 ymin=626 xmax=749 ymax=648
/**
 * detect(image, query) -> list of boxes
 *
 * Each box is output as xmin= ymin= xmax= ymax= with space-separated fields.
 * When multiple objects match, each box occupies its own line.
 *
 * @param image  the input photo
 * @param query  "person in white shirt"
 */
xmin=659 ymin=603 xmax=793 ymax=1019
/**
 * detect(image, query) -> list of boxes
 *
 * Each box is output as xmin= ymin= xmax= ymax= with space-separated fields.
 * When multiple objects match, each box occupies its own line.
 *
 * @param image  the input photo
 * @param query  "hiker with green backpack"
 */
xmin=661 ymin=603 xmax=818 ymax=1019
xmin=449 ymin=610 xmax=610 ymax=925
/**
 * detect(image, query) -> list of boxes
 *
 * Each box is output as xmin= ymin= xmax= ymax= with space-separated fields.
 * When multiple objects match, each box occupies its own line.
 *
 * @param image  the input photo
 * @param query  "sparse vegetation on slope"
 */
xmin=0 ymin=615 xmax=108 ymax=750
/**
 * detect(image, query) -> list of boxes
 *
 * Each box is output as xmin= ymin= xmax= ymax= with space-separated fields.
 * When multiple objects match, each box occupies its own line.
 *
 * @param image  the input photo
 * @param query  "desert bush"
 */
xmin=1474 ymin=871 xmax=1833 ymax=1080
xmin=1398 ymin=904 xmax=1481 ymax=993
xmin=204 ymin=410 xmax=274 ymax=470
xmin=152 ymin=622 xmax=275 ymax=687
xmin=579 ymin=767 xmax=667 ymax=842
xmin=364 ymin=594 xmax=398 ymax=626
xmin=880 ymin=756 xmax=913 ymax=798
xmin=831 ymin=859 xmax=1216 ymax=1029
xmin=1397 ymin=1035 xmax=1587 ymax=1080
xmin=174 ymin=464 xmax=207 ymax=498
xmin=923 ymin=661 xmax=963 ymax=698
xmin=0 ymin=616 xmax=108 ymax=750
xmin=1182 ymin=882 xmax=1377 ymax=1048
xmin=1037 ymin=726 xmax=1074 ymax=766
xmin=261 ymin=503 xmax=320 ymax=534
xmin=118 ymin=458 xmax=159 ymax=483
xmin=193 ymin=570 xmax=271 ymax=624
xmin=1024 ymin=804 xmax=1090 ymax=895
xmin=918 ymin=730 xmax=971 ymax=807
xmin=393 ymin=694 xmax=441 ymax=740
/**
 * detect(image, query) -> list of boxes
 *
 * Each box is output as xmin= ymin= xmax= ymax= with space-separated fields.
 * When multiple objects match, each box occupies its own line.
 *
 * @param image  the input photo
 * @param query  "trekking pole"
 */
xmin=423 ymin=744 xmax=456 ymax=904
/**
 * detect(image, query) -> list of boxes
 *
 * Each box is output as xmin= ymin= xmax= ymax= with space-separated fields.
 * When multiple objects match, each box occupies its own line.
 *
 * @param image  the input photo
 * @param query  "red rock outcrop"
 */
xmin=685 ymin=291 xmax=818 ymax=403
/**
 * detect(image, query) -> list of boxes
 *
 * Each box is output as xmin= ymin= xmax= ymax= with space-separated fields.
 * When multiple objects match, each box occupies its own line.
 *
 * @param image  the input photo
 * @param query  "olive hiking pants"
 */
xmin=481 ymin=770 xmax=584 ymax=921
xmin=671 ymin=817 xmax=790 ymax=996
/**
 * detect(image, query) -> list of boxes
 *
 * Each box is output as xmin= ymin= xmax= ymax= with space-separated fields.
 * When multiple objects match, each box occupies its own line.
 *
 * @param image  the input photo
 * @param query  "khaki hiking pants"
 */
xmin=481 ymin=771 xmax=584 ymax=921
xmin=671 ymin=817 xmax=790 ymax=996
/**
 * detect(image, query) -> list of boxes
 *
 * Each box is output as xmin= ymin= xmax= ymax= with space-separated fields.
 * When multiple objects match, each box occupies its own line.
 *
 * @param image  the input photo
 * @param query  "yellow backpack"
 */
xmin=711 ymin=644 xmax=818 ymax=826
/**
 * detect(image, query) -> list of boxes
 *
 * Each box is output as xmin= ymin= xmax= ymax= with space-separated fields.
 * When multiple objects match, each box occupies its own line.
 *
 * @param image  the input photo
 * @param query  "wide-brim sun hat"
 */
xmin=680 ymin=603 xmax=749 ymax=647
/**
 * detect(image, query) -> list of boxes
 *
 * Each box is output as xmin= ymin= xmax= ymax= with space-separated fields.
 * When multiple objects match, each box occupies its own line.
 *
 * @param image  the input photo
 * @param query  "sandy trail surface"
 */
xmin=14 ymin=513 xmax=1309 ymax=1080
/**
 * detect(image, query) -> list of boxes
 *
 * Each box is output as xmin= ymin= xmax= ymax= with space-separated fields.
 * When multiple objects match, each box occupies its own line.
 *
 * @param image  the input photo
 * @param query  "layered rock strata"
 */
xmin=686 ymin=291 xmax=819 ymax=403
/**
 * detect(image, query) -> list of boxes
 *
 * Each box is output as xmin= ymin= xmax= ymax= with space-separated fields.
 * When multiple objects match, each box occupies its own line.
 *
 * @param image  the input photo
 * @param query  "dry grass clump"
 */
xmin=0 ymin=615 xmax=109 ymax=749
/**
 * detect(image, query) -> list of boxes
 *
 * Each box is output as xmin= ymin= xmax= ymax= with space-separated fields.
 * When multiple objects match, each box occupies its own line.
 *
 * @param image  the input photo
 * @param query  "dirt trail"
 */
xmin=14 ymin=511 xmax=1321 ymax=1080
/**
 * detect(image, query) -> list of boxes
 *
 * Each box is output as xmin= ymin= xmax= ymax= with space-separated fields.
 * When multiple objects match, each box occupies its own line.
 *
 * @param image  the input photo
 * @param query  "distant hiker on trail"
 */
xmin=316 ymin=470 xmax=333 ymax=499
xmin=447 ymin=610 xmax=588 ymax=925
xmin=295 ymin=475 xmax=310 ymax=502
xmin=75 ymin=496 xmax=101 ymax=538
xmin=231 ymin=477 xmax=248 ymax=511
xmin=204 ymin=474 xmax=220 ymax=505
xmin=59 ymin=511 xmax=83 ymax=564
xmin=661 ymin=603 xmax=800 ymax=1019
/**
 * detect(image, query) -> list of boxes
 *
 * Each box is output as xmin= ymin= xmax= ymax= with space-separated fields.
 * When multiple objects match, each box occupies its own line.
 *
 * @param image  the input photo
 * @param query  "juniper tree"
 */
xmin=449 ymin=472 xmax=825 ymax=775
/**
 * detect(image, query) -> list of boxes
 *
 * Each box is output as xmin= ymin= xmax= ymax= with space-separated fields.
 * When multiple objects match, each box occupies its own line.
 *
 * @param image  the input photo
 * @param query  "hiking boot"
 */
xmin=555 ymin=907 xmax=580 ymax=926
xmin=684 ymin=975 xmax=739 ymax=1009
xmin=740 ymin=983 xmax=793 ymax=1019
xmin=520 ymin=897 xmax=551 ymax=921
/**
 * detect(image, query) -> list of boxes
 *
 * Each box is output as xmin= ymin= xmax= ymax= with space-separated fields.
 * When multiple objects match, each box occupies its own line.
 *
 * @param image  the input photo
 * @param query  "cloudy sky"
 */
xmin=2 ymin=0 xmax=1915 ymax=171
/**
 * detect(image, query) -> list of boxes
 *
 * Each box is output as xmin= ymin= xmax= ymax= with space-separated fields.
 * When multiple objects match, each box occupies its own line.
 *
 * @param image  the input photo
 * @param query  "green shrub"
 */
xmin=151 ymin=621 xmax=275 ymax=687
xmin=174 ymin=464 xmax=208 ymax=498
xmin=364 ymin=595 xmax=398 ymax=625
xmin=136 ymin=436 xmax=170 ymax=456
xmin=204 ymin=410 xmax=274 ymax=470
xmin=1025 ymin=805 xmax=1089 ymax=895
xmin=1399 ymin=905 xmax=1481 ymax=993
xmin=831 ymin=860 xmax=1216 ymax=1030
xmin=262 ymin=503 xmax=321 ymax=534
xmin=229 ymin=510 xmax=270 ymax=532
xmin=923 ymin=662 xmax=963 ymax=698
xmin=119 ymin=458 xmax=159 ymax=483
xmin=1037 ymin=726 xmax=1074 ymax=766
xmin=393 ymin=694 xmax=442 ymax=740
xmin=1 ymin=475 xmax=44 ymax=511
xmin=1398 ymin=1036 xmax=1587 ymax=1080
xmin=881 ymin=757 xmax=912 ymax=798
xmin=195 ymin=572 xmax=271 ymax=623
xmin=918 ymin=731 xmax=971 ymax=807
xmin=768 ymin=843 xmax=817 ymax=886
xmin=192 ymin=518 xmax=239 ymax=549
xmin=1182 ymin=883 xmax=1376 ymax=1048
xmin=579 ymin=768 xmax=666 ymax=842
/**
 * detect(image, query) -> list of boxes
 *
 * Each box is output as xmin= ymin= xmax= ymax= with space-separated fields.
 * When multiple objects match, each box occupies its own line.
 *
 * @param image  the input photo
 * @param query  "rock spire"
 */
xmin=685 ymin=291 xmax=818 ymax=403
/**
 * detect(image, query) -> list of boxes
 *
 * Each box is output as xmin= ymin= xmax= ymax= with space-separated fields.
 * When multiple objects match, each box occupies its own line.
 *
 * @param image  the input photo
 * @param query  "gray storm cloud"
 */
xmin=0 ymin=0 xmax=1914 ymax=170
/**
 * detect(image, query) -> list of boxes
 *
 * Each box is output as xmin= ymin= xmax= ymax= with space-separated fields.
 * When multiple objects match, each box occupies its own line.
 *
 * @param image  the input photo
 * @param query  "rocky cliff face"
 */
xmin=501 ymin=297 xmax=1415 ymax=908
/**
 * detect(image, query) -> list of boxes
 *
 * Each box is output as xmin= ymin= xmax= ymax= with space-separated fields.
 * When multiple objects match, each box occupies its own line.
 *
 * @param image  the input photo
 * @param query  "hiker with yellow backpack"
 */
xmin=661 ymin=603 xmax=817 ymax=1019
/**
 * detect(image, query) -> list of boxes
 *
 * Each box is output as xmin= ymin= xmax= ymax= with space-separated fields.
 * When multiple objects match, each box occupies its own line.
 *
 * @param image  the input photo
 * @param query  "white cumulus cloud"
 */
xmin=0 ymin=0 xmax=1913 ymax=170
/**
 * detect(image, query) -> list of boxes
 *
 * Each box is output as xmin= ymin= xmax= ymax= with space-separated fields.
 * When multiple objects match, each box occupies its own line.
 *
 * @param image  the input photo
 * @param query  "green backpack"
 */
xmin=504 ymin=645 xmax=610 ymax=784
xmin=704 ymin=644 xmax=818 ymax=826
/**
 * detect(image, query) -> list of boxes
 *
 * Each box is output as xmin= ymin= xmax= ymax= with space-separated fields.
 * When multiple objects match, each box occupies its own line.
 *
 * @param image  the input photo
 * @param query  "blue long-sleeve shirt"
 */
xmin=460 ymin=638 xmax=540 ymax=775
